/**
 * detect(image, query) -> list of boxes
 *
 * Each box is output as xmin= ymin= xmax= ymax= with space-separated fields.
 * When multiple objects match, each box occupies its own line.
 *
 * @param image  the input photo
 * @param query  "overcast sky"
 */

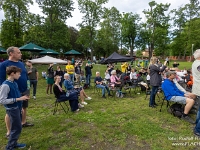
xmin=0 ymin=0 xmax=189 ymax=29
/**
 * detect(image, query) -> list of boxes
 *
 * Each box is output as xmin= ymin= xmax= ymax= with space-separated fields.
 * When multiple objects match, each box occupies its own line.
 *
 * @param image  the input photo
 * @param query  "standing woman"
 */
xmin=85 ymin=63 xmax=93 ymax=87
xmin=55 ymin=66 xmax=64 ymax=87
xmin=149 ymin=57 xmax=167 ymax=107
xmin=46 ymin=63 xmax=54 ymax=95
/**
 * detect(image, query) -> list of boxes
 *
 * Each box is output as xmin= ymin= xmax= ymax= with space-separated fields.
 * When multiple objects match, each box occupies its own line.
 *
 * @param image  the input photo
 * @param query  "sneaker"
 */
xmin=75 ymin=109 xmax=80 ymax=112
xmin=14 ymin=143 xmax=26 ymax=148
xmin=181 ymin=115 xmax=195 ymax=124
xmin=33 ymin=96 xmax=36 ymax=100
xmin=85 ymin=97 xmax=92 ymax=100
xmin=81 ymin=101 xmax=88 ymax=105
xmin=78 ymin=103 xmax=84 ymax=108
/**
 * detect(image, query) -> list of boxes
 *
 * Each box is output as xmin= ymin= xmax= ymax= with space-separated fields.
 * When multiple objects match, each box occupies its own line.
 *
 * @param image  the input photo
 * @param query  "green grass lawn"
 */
xmin=0 ymin=61 xmax=198 ymax=150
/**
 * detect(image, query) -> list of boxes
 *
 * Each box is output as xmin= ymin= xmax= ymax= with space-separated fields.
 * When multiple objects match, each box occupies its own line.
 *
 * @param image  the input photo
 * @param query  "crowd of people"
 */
xmin=1 ymin=46 xmax=200 ymax=149
xmin=0 ymin=47 xmax=93 ymax=149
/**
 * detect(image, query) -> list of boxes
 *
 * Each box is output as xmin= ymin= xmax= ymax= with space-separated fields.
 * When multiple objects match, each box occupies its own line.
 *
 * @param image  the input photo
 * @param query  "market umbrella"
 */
xmin=29 ymin=56 xmax=67 ymax=64
xmin=19 ymin=42 xmax=46 ymax=52
xmin=40 ymin=49 xmax=59 ymax=55
xmin=0 ymin=47 xmax=7 ymax=54
xmin=64 ymin=49 xmax=81 ymax=55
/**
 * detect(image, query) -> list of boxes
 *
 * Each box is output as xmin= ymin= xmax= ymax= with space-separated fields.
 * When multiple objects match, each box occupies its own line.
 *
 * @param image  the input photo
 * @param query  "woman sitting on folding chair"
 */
xmin=63 ymin=73 xmax=92 ymax=106
xmin=129 ymin=68 xmax=138 ymax=86
xmin=53 ymin=75 xmax=79 ymax=112
xmin=110 ymin=70 xmax=122 ymax=90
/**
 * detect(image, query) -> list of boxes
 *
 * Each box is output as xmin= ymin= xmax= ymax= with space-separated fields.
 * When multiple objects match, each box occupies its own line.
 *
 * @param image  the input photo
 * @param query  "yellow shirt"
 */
xmin=121 ymin=63 xmax=128 ymax=73
xmin=66 ymin=65 xmax=74 ymax=74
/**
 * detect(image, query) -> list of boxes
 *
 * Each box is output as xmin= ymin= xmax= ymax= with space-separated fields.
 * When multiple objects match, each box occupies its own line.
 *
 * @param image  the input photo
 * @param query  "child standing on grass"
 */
xmin=0 ymin=66 xmax=30 ymax=149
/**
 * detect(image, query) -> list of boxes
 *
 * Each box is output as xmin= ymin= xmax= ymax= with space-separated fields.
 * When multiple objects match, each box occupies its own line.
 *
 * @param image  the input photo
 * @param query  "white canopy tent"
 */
xmin=29 ymin=56 xmax=68 ymax=64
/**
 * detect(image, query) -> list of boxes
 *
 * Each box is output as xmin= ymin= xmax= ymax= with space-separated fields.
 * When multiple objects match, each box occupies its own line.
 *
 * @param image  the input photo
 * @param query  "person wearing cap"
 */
xmin=162 ymin=71 xmax=195 ymax=124
xmin=192 ymin=49 xmax=200 ymax=136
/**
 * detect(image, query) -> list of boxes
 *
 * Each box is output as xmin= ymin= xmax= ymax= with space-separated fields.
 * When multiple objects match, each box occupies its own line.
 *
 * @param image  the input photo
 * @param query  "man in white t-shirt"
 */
xmin=192 ymin=49 xmax=200 ymax=137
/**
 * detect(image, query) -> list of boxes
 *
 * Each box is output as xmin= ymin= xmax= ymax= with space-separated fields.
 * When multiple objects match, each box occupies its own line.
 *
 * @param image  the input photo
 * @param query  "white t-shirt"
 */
xmin=146 ymin=75 xmax=150 ymax=81
xmin=130 ymin=72 xmax=137 ymax=80
xmin=192 ymin=60 xmax=200 ymax=96
xmin=105 ymin=72 xmax=110 ymax=80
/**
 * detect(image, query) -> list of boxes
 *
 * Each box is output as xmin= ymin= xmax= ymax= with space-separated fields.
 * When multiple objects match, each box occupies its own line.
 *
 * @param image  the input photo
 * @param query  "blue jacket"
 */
xmin=64 ymin=79 xmax=74 ymax=90
xmin=0 ymin=60 xmax=28 ymax=93
xmin=162 ymin=79 xmax=184 ymax=100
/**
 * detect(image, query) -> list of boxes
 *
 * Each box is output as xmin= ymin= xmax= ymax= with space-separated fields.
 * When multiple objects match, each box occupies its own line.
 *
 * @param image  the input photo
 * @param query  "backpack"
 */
xmin=168 ymin=103 xmax=184 ymax=118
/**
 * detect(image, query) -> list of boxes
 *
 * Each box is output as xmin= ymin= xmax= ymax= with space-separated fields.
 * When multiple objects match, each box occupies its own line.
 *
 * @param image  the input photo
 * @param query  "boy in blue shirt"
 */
xmin=0 ymin=66 xmax=30 ymax=149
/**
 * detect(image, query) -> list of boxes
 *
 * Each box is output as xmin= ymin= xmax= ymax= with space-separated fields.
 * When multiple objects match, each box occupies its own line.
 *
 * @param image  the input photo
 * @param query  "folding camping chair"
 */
xmin=53 ymin=98 xmax=69 ymax=115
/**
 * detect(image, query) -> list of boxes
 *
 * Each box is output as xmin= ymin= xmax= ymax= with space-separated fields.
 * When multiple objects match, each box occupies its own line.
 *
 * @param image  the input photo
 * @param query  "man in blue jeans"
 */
xmin=94 ymin=72 xmax=112 ymax=98
xmin=26 ymin=61 xmax=38 ymax=100
xmin=0 ymin=66 xmax=30 ymax=149
xmin=85 ymin=63 xmax=93 ymax=87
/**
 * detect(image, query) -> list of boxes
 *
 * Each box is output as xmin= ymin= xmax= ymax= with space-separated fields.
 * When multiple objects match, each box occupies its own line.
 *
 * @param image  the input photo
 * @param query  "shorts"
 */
xmin=169 ymin=96 xmax=186 ymax=104
xmin=21 ymin=89 xmax=30 ymax=108
xmin=22 ymin=101 xmax=28 ymax=108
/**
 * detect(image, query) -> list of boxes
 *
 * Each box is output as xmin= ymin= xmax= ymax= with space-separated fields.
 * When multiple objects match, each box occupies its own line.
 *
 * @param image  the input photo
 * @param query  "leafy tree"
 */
xmin=76 ymin=26 xmax=92 ymax=56
xmin=0 ymin=0 xmax=33 ymax=47
xmin=143 ymin=1 xmax=170 ymax=59
xmin=120 ymin=12 xmax=141 ymax=57
xmin=184 ymin=0 xmax=200 ymax=57
xmin=136 ymin=50 xmax=143 ymax=58
xmin=68 ymin=26 xmax=82 ymax=52
xmin=170 ymin=0 xmax=200 ymax=59
xmin=34 ymin=0 xmax=74 ymax=50
xmin=36 ymin=0 xmax=74 ymax=21
xmin=96 ymin=7 xmax=121 ymax=56
xmin=77 ymin=0 xmax=108 ymax=60
xmin=170 ymin=6 xmax=187 ymax=58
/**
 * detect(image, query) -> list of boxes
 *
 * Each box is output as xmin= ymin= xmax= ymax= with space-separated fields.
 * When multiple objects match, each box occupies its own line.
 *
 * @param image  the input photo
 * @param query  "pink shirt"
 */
xmin=110 ymin=75 xmax=120 ymax=86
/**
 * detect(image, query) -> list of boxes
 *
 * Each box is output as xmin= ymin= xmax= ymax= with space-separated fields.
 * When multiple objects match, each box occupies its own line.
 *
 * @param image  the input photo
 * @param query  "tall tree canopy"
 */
xmin=77 ymin=0 xmax=108 ymax=60
xmin=0 ymin=0 xmax=33 ymax=47
xmin=143 ymin=1 xmax=170 ymax=58
xmin=33 ymin=0 xmax=74 ymax=51
xmin=121 ymin=12 xmax=141 ymax=57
